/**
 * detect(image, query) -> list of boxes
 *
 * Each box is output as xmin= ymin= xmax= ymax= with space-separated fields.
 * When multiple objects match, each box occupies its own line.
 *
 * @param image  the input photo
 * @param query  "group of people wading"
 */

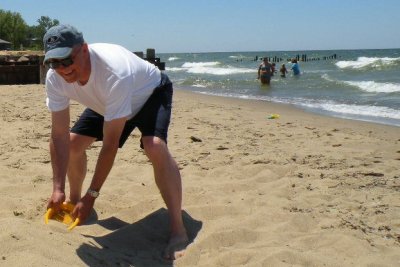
xmin=257 ymin=57 xmax=300 ymax=85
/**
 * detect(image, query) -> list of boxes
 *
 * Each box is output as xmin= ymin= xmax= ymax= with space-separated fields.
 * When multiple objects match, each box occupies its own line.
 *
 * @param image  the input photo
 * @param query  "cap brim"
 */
xmin=44 ymin=47 xmax=73 ymax=63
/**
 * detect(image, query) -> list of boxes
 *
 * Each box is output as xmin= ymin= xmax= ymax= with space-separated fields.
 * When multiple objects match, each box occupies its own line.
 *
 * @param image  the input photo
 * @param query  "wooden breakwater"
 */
xmin=0 ymin=54 xmax=43 ymax=84
xmin=254 ymin=53 xmax=338 ymax=63
xmin=0 ymin=48 xmax=165 ymax=85
xmin=134 ymin=48 xmax=165 ymax=70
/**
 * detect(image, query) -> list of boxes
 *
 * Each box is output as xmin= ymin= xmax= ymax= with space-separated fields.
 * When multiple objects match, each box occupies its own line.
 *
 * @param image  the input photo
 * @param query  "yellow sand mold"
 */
xmin=44 ymin=202 xmax=80 ymax=231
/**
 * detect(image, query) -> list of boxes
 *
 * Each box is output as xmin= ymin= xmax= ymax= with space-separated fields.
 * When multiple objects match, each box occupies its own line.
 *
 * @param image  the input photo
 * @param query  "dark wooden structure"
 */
xmin=0 ymin=48 xmax=165 ymax=85
xmin=134 ymin=48 xmax=165 ymax=70
xmin=0 ymin=38 xmax=11 ymax=50
xmin=0 ymin=55 xmax=42 ymax=84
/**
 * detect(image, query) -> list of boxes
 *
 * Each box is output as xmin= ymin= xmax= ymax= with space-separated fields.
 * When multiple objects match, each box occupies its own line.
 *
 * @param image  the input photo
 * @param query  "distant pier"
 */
xmin=254 ymin=53 xmax=338 ymax=62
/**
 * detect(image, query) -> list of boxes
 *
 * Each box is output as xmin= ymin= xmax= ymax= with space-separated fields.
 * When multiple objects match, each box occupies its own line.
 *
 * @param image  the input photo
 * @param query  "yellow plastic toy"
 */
xmin=268 ymin=114 xmax=280 ymax=119
xmin=44 ymin=202 xmax=80 ymax=231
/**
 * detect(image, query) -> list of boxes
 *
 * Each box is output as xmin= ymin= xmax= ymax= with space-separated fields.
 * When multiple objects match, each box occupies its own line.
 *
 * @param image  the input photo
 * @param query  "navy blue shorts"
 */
xmin=70 ymin=73 xmax=173 ymax=148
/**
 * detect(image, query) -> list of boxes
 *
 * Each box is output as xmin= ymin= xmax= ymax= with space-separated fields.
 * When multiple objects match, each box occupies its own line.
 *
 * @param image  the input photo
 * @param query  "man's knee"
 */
xmin=142 ymin=136 xmax=167 ymax=159
xmin=69 ymin=133 xmax=94 ymax=156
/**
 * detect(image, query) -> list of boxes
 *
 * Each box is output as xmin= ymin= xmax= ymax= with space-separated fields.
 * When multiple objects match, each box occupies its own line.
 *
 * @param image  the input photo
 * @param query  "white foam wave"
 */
xmin=182 ymin=61 xmax=220 ymax=68
xmin=165 ymin=67 xmax=186 ymax=72
xmin=168 ymin=57 xmax=180 ymax=61
xmin=321 ymin=73 xmax=335 ymax=82
xmin=229 ymin=55 xmax=251 ymax=60
xmin=343 ymin=80 xmax=400 ymax=93
xmin=188 ymin=91 xmax=400 ymax=125
xmin=298 ymin=100 xmax=400 ymax=120
xmin=168 ymin=61 xmax=255 ymax=75
xmin=336 ymin=56 xmax=400 ymax=69
xmin=321 ymin=74 xmax=400 ymax=93
xmin=195 ymin=92 xmax=400 ymax=121
xmin=186 ymin=66 xmax=254 ymax=75
xmin=320 ymin=103 xmax=400 ymax=119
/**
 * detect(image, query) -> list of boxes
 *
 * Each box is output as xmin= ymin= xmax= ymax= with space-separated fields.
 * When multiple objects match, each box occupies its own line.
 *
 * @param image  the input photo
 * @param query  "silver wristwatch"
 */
xmin=87 ymin=188 xmax=100 ymax=198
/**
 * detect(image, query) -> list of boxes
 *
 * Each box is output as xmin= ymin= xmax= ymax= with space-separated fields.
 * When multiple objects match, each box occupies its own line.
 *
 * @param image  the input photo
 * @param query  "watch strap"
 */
xmin=87 ymin=188 xmax=100 ymax=198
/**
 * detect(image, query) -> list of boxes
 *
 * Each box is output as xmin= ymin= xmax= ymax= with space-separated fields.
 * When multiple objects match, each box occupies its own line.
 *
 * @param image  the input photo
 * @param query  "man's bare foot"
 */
xmin=163 ymin=231 xmax=189 ymax=260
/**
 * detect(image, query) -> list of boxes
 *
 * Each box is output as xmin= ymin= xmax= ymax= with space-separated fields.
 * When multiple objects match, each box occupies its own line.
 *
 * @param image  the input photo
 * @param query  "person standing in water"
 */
xmin=291 ymin=58 xmax=301 ymax=75
xmin=257 ymin=57 xmax=273 ymax=84
xmin=280 ymin=64 xmax=288 ymax=77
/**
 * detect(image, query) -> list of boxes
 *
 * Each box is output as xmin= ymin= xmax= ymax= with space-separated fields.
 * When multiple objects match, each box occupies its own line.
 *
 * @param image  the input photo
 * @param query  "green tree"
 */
xmin=0 ymin=9 xmax=59 ymax=50
xmin=35 ymin=16 xmax=59 ymax=49
xmin=10 ymin=12 xmax=27 ymax=49
xmin=0 ymin=10 xmax=12 ymax=41
xmin=0 ymin=10 xmax=27 ymax=49
xmin=25 ymin=16 xmax=59 ymax=50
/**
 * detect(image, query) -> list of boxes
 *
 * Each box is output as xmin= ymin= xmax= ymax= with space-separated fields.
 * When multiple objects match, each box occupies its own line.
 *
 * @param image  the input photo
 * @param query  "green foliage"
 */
xmin=0 ymin=10 xmax=27 ymax=49
xmin=32 ymin=16 xmax=60 ymax=49
xmin=0 ymin=9 xmax=59 ymax=50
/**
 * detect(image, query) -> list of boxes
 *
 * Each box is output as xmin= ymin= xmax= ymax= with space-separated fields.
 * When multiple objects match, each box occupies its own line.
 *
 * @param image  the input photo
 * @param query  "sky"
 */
xmin=1 ymin=0 xmax=399 ymax=53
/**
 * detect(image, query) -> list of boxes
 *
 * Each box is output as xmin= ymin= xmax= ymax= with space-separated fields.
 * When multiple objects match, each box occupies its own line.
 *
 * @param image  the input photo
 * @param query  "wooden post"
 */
xmin=146 ymin=48 xmax=155 ymax=60
xmin=132 ymin=49 xmax=166 ymax=70
xmin=39 ymin=56 xmax=48 ymax=84
xmin=133 ymin=51 xmax=144 ymax=58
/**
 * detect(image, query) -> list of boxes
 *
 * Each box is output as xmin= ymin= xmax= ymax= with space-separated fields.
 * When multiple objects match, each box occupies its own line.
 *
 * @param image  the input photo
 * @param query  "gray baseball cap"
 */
xmin=43 ymin=24 xmax=84 ymax=63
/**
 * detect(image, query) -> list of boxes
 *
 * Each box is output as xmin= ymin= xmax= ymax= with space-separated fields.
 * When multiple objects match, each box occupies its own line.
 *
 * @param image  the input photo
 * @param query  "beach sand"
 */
xmin=0 ymin=84 xmax=399 ymax=267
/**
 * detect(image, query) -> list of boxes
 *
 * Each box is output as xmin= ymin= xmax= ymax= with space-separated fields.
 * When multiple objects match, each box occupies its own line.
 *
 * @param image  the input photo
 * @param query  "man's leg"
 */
xmin=142 ymin=136 xmax=188 ymax=260
xmin=67 ymin=133 xmax=95 ymax=203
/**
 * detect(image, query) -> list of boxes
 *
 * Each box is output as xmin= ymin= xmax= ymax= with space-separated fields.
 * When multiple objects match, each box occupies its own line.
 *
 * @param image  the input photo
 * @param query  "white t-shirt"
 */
xmin=45 ymin=43 xmax=161 ymax=121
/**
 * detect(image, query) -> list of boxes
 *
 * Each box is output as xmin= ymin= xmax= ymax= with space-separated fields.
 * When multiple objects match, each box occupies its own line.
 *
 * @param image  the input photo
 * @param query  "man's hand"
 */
xmin=47 ymin=190 xmax=66 ymax=211
xmin=71 ymin=194 xmax=96 ymax=224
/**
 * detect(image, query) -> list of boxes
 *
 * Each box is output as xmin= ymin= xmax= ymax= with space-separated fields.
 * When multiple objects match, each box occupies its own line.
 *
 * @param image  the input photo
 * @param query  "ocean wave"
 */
xmin=229 ymin=55 xmax=252 ymax=60
xmin=168 ymin=57 xmax=180 ymax=61
xmin=166 ymin=67 xmax=185 ymax=72
xmin=182 ymin=61 xmax=220 ymax=68
xmin=321 ymin=74 xmax=400 ymax=93
xmin=168 ymin=61 xmax=255 ymax=75
xmin=192 ymin=84 xmax=207 ymax=88
xmin=343 ymin=80 xmax=400 ymax=93
xmin=194 ymin=92 xmax=400 ymax=121
xmin=321 ymin=73 xmax=335 ymax=82
xmin=335 ymin=56 xmax=400 ymax=69
xmin=186 ymin=66 xmax=254 ymax=75
xmin=297 ymin=100 xmax=400 ymax=120
xmin=286 ymin=99 xmax=400 ymax=121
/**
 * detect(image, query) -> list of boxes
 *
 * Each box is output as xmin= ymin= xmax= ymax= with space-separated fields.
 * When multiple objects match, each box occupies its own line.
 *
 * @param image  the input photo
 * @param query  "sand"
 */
xmin=0 ymin=84 xmax=399 ymax=267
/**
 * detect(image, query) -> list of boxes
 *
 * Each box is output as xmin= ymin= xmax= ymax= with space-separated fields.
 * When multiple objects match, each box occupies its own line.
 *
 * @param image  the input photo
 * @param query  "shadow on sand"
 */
xmin=76 ymin=208 xmax=202 ymax=267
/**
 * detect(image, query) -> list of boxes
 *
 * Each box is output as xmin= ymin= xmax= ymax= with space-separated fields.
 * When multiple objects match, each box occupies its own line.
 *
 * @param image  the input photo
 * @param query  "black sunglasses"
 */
xmin=46 ymin=57 xmax=74 ymax=69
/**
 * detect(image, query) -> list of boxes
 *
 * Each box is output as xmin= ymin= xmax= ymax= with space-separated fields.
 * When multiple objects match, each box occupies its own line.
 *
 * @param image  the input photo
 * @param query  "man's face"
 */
xmin=48 ymin=45 xmax=83 ymax=83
